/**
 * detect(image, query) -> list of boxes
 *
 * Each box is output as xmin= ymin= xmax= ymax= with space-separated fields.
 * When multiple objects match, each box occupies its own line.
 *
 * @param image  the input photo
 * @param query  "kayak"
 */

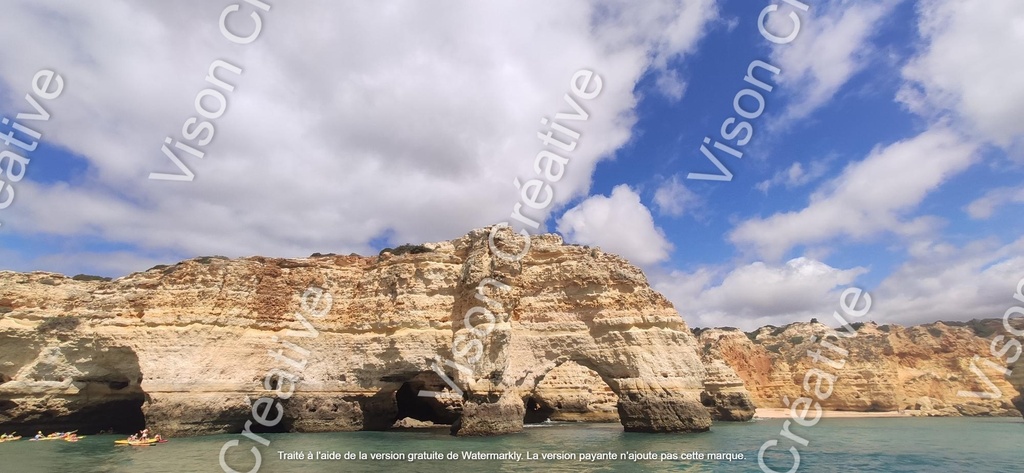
xmin=65 ymin=436 xmax=85 ymax=442
xmin=0 ymin=436 xmax=21 ymax=443
xmin=115 ymin=439 xmax=159 ymax=446
xmin=29 ymin=430 xmax=76 ymax=441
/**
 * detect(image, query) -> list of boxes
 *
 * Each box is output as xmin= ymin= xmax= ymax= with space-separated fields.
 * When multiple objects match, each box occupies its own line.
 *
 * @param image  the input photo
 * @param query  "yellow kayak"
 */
xmin=0 ymin=436 xmax=21 ymax=443
xmin=65 ymin=436 xmax=85 ymax=442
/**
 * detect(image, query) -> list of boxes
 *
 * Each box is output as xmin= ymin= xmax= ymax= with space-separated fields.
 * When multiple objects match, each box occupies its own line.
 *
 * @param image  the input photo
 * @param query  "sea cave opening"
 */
xmin=16 ymin=392 xmax=149 ymax=435
xmin=523 ymin=397 xmax=556 ymax=424
xmin=393 ymin=380 xmax=460 ymax=426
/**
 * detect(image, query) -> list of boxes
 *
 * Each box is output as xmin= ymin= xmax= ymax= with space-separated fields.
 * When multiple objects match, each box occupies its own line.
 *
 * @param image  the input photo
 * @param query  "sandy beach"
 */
xmin=755 ymin=408 xmax=911 ymax=419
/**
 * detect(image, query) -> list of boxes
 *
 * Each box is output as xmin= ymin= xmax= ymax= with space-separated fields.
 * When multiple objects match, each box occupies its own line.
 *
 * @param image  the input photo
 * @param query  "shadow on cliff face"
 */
xmin=0 ymin=334 xmax=147 ymax=435
xmin=360 ymin=371 xmax=461 ymax=430
xmin=395 ymin=380 xmax=460 ymax=425
xmin=523 ymin=397 xmax=556 ymax=424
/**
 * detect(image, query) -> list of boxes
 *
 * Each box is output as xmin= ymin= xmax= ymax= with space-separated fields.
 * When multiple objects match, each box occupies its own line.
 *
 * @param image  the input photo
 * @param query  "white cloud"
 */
xmin=653 ymin=175 xmax=699 ymax=217
xmin=656 ymin=237 xmax=1024 ymax=330
xmin=966 ymin=186 xmax=1024 ymax=220
xmin=652 ymin=257 xmax=867 ymax=330
xmin=899 ymin=0 xmax=1024 ymax=148
xmin=0 ymin=0 xmax=719 ymax=274
xmin=654 ymin=69 xmax=687 ymax=102
xmin=872 ymin=237 xmax=1024 ymax=325
xmin=730 ymin=128 xmax=977 ymax=260
xmin=556 ymin=185 xmax=672 ymax=266
xmin=754 ymin=160 xmax=830 ymax=193
xmin=768 ymin=0 xmax=899 ymax=124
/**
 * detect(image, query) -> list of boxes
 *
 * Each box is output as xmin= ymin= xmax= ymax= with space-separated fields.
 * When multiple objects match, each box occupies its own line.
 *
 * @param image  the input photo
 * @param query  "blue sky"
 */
xmin=1 ymin=0 xmax=1022 ymax=329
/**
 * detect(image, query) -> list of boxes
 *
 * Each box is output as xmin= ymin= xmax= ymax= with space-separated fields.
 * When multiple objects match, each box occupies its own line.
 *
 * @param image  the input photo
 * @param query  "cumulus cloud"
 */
xmin=730 ymin=128 xmax=977 ymax=260
xmin=556 ymin=184 xmax=672 ymax=266
xmin=899 ymin=0 xmax=1024 ymax=148
xmin=651 ymin=257 xmax=867 ymax=330
xmin=767 ymin=0 xmax=899 ymax=124
xmin=653 ymin=175 xmax=699 ymax=217
xmin=0 ymin=0 xmax=719 ymax=275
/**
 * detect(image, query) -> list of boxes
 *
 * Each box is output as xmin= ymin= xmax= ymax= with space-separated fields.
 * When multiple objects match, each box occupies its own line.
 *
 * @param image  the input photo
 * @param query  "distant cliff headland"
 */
xmin=0 ymin=228 xmax=1020 ymax=438
xmin=697 ymin=318 xmax=1022 ymax=418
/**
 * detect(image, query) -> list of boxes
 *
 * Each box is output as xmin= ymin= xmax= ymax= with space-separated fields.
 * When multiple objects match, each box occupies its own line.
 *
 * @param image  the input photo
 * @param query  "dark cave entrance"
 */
xmin=392 ymin=377 xmax=460 ymax=426
xmin=89 ymin=397 xmax=148 ymax=434
xmin=0 ymin=341 xmax=151 ymax=435
xmin=244 ymin=398 xmax=293 ymax=434
xmin=4 ymin=393 xmax=148 ymax=435
xmin=523 ymin=397 xmax=556 ymax=424
xmin=72 ymin=375 xmax=148 ymax=434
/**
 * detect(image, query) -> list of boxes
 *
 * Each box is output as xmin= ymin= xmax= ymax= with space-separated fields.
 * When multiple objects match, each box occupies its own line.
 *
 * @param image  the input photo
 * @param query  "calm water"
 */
xmin=1 ymin=418 xmax=1020 ymax=472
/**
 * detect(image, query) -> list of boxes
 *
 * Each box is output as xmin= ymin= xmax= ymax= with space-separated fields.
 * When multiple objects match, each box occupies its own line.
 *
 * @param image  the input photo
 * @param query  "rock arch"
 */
xmin=443 ymin=230 xmax=715 ymax=435
xmin=526 ymin=360 xmax=618 ymax=423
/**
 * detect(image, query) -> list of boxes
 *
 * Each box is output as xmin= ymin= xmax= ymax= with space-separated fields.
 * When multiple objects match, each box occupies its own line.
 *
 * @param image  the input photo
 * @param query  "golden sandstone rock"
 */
xmin=699 ymin=320 xmax=1022 ymax=417
xmin=3 ymin=228 xmax=1021 ymax=437
xmin=0 ymin=228 xmax=744 ymax=436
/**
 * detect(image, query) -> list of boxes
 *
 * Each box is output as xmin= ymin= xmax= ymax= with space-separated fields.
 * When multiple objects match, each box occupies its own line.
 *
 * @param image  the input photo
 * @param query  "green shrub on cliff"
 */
xmin=379 ymin=244 xmax=433 ymax=256
xmin=72 ymin=274 xmax=112 ymax=282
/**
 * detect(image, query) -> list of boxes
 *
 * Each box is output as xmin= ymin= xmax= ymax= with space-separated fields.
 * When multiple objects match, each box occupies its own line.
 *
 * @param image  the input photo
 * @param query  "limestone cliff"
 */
xmin=697 ymin=343 xmax=757 ymax=421
xmin=0 ymin=228 xmax=751 ymax=437
xmin=1008 ymin=359 xmax=1024 ymax=414
xmin=699 ymin=320 xmax=1022 ymax=417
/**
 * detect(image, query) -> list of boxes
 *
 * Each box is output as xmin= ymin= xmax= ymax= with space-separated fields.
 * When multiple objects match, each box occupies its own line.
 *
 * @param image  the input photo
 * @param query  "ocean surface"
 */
xmin=1 ymin=417 xmax=1020 ymax=473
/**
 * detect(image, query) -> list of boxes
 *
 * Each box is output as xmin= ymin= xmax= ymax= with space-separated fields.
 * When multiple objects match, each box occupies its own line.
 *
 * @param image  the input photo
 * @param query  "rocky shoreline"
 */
xmin=0 ymin=228 xmax=1019 ymax=437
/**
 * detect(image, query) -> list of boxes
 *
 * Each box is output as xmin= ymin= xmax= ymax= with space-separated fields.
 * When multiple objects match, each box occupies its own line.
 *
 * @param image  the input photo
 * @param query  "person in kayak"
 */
xmin=34 ymin=431 xmax=43 ymax=440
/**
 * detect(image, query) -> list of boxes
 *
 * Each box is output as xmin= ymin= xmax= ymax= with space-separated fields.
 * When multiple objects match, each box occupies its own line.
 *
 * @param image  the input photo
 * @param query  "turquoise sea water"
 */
xmin=1 ymin=417 xmax=1020 ymax=472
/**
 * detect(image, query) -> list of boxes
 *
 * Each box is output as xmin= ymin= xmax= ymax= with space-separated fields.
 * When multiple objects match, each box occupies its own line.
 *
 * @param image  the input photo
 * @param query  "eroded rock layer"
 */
xmin=0 ymin=228 xmax=737 ymax=436
xmin=699 ymin=320 xmax=1022 ymax=417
